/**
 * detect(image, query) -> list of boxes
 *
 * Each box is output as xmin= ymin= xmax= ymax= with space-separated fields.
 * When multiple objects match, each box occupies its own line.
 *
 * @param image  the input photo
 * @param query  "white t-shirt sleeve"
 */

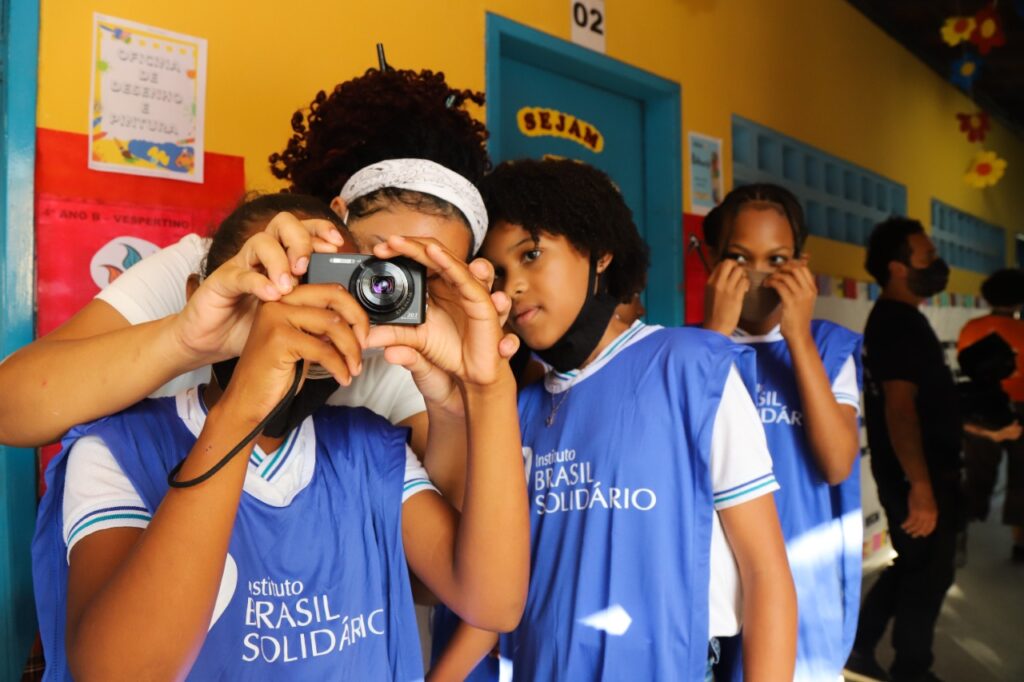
xmin=831 ymin=355 xmax=861 ymax=415
xmin=326 ymin=353 xmax=427 ymax=425
xmin=62 ymin=436 xmax=151 ymax=562
xmin=710 ymin=365 xmax=780 ymax=510
xmin=402 ymin=445 xmax=439 ymax=503
xmin=95 ymin=234 xmax=208 ymax=324
xmin=707 ymin=364 xmax=779 ymax=638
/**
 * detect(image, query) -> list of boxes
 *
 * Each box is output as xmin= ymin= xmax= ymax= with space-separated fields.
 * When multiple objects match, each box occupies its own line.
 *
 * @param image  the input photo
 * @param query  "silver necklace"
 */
xmin=546 ymin=383 xmax=574 ymax=427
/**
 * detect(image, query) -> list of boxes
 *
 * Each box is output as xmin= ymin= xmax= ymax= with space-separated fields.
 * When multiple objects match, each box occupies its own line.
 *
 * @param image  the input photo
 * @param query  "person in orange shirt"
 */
xmin=958 ymin=268 xmax=1024 ymax=561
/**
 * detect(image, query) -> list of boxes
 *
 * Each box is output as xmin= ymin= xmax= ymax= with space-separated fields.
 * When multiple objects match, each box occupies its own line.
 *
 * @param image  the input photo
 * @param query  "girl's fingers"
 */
xmin=365 ymin=323 xmax=423 ymax=352
xmin=795 ymin=264 xmax=817 ymax=293
xmin=371 ymin=236 xmax=447 ymax=275
xmin=382 ymin=345 xmax=423 ymax=369
xmin=707 ymin=259 xmax=735 ymax=284
xmin=468 ymin=258 xmax=496 ymax=291
xmin=311 ymin=236 xmax=345 ymax=254
xmin=265 ymin=213 xmax=344 ymax=275
xmin=303 ymin=217 xmax=346 ymax=247
xmin=280 ymin=284 xmax=371 ymax=349
xmin=423 ymin=242 xmax=493 ymax=312
xmin=492 ymin=291 xmax=512 ymax=327
xmin=281 ymin=325 xmax=353 ymax=387
xmin=274 ymin=304 xmax=364 ymax=378
xmin=499 ymin=332 xmax=520 ymax=359
xmin=766 ymin=272 xmax=799 ymax=303
xmin=227 ymin=268 xmax=282 ymax=302
xmin=239 ymin=232 xmax=296 ymax=295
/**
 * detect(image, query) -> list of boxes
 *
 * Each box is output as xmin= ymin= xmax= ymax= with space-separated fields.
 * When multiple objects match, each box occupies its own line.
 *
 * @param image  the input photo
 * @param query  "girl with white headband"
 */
xmin=32 ymin=193 xmax=529 ymax=681
xmin=0 ymin=68 xmax=490 ymax=499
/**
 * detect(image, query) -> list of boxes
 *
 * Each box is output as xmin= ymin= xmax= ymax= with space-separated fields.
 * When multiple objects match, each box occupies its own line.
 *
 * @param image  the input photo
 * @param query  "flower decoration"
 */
xmin=941 ymin=16 xmax=977 ymax=46
xmin=956 ymin=111 xmax=991 ymax=142
xmin=969 ymin=4 xmax=1006 ymax=55
xmin=964 ymin=150 xmax=1007 ymax=188
xmin=950 ymin=52 xmax=983 ymax=90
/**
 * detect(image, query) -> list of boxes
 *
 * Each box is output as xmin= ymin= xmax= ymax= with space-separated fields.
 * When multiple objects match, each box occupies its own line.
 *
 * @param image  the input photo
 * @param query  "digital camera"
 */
xmin=306 ymin=253 xmax=426 ymax=325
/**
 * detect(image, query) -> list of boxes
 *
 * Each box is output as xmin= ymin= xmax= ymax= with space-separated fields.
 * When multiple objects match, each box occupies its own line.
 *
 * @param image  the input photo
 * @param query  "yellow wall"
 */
xmin=37 ymin=0 xmax=1024 ymax=294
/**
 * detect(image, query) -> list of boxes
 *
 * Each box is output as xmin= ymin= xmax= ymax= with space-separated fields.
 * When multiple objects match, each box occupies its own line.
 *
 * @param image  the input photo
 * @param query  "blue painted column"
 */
xmin=1 ymin=0 xmax=40 ymax=680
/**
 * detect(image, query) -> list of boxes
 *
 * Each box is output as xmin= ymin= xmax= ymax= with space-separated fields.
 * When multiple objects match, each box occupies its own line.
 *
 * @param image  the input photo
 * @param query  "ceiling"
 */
xmin=847 ymin=0 xmax=1024 ymax=136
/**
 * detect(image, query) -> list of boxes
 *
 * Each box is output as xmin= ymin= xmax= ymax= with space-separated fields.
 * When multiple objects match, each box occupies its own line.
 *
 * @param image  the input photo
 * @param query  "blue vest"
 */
xmin=717 ymin=320 xmax=863 ymax=682
xmin=501 ymin=327 xmax=756 ymax=681
xmin=33 ymin=398 xmax=423 ymax=681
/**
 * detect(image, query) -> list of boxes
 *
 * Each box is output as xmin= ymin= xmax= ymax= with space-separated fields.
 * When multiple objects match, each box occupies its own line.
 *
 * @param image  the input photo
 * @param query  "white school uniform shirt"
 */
xmin=95 ymin=234 xmax=426 ymax=423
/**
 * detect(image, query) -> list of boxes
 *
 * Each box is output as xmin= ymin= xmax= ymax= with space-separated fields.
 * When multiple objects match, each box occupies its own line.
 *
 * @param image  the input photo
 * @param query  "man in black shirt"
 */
xmin=846 ymin=218 xmax=1020 ymax=682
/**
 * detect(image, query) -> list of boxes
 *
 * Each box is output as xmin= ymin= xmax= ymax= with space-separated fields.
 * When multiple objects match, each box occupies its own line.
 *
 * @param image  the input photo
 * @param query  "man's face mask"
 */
xmin=740 ymin=270 xmax=782 ymax=321
xmin=904 ymin=258 xmax=950 ymax=298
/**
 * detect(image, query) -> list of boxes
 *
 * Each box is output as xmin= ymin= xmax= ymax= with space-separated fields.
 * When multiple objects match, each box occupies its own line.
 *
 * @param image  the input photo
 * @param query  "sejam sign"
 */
xmin=516 ymin=107 xmax=605 ymax=153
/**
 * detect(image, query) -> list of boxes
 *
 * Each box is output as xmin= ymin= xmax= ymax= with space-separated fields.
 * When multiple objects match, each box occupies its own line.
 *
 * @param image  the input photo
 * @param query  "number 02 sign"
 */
xmin=571 ymin=0 xmax=605 ymax=53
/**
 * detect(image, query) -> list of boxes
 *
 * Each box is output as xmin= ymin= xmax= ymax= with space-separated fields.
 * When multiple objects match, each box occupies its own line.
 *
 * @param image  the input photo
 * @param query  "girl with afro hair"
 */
xmin=431 ymin=159 xmax=797 ymax=681
xmin=0 ymin=63 xmax=493 ymax=499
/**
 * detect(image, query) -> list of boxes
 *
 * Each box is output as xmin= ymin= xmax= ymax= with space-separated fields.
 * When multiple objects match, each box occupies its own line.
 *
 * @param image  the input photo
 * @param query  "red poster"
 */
xmin=683 ymin=212 xmax=711 ymax=325
xmin=35 ymin=197 xmax=229 ymax=335
xmin=34 ymin=127 xmax=245 ymax=488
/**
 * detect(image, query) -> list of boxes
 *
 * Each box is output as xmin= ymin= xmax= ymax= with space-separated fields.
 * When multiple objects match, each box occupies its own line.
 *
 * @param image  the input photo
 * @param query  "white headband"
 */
xmin=339 ymin=158 xmax=488 ymax=255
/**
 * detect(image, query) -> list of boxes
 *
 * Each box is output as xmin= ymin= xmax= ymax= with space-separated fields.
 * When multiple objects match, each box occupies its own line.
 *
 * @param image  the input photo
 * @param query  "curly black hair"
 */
xmin=269 ymin=68 xmax=490 ymax=203
xmin=704 ymin=183 xmax=808 ymax=256
xmin=481 ymin=158 xmax=649 ymax=301
xmin=981 ymin=268 xmax=1024 ymax=308
xmin=204 ymin=193 xmax=346 ymax=278
xmin=865 ymin=216 xmax=924 ymax=287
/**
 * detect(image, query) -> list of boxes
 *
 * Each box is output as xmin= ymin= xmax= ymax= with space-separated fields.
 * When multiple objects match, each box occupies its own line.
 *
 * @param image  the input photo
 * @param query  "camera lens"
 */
xmin=370 ymin=275 xmax=396 ymax=296
xmin=353 ymin=259 xmax=412 ymax=319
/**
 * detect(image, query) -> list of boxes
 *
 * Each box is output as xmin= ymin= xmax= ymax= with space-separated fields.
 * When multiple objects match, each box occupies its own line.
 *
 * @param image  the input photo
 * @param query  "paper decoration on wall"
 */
xmin=89 ymin=14 xmax=208 ymax=182
xmin=941 ymin=16 xmax=977 ymax=46
xmin=970 ymin=4 xmax=1006 ymax=55
xmin=688 ymin=132 xmax=723 ymax=216
xmin=950 ymin=51 xmax=984 ymax=89
xmin=964 ymin=150 xmax=1007 ymax=188
xmin=956 ymin=111 xmax=991 ymax=142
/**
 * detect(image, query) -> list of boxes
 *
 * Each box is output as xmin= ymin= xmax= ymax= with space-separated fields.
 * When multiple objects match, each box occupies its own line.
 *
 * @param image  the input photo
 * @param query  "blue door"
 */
xmin=1 ymin=1 xmax=40 ymax=679
xmin=487 ymin=14 xmax=683 ymax=325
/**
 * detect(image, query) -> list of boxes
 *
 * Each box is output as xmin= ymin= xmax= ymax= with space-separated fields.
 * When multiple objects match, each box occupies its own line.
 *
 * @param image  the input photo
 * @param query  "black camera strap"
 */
xmin=167 ymin=362 xmax=304 ymax=489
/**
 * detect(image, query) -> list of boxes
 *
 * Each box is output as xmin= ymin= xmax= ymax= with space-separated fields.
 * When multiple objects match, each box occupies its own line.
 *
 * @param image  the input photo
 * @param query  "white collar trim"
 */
xmin=544 ymin=321 xmax=661 ymax=394
xmin=732 ymin=324 xmax=784 ymax=344
xmin=174 ymin=387 xmax=316 ymax=507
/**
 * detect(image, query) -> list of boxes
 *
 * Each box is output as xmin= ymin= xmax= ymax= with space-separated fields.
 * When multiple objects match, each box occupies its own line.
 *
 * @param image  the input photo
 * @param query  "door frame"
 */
xmin=485 ymin=14 xmax=683 ymax=326
xmin=1 ymin=0 xmax=40 ymax=678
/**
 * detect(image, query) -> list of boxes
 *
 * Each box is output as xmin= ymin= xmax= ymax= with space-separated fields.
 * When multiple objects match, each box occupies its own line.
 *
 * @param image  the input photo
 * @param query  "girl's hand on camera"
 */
xmin=174 ymin=213 xmax=345 ymax=362
xmin=366 ymin=236 xmax=518 ymax=411
xmin=765 ymin=256 xmax=816 ymax=343
xmin=703 ymin=259 xmax=749 ymax=336
xmin=219 ymin=284 xmax=369 ymax=426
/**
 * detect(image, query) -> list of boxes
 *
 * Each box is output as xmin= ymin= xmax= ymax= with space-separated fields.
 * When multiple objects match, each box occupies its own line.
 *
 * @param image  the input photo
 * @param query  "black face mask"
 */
xmin=534 ymin=260 xmax=619 ymax=373
xmin=740 ymin=270 xmax=782 ymax=322
xmin=905 ymin=258 xmax=950 ymax=298
xmin=211 ymin=358 xmax=338 ymax=439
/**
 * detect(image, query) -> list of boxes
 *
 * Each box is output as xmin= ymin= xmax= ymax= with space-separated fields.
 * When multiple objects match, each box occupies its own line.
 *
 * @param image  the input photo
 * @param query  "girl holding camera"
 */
xmin=33 ymin=192 xmax=529 ymax=681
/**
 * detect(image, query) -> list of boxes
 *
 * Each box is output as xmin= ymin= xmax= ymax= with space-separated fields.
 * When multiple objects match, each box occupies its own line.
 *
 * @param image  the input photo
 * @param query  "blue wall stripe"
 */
xmin=1 ymin=0 xmax=40 ymax=679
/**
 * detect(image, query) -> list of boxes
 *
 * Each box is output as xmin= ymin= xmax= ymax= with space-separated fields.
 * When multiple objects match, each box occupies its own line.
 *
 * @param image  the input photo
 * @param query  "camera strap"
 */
xmin=167 ymin=362 xmax=304 ymax=489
